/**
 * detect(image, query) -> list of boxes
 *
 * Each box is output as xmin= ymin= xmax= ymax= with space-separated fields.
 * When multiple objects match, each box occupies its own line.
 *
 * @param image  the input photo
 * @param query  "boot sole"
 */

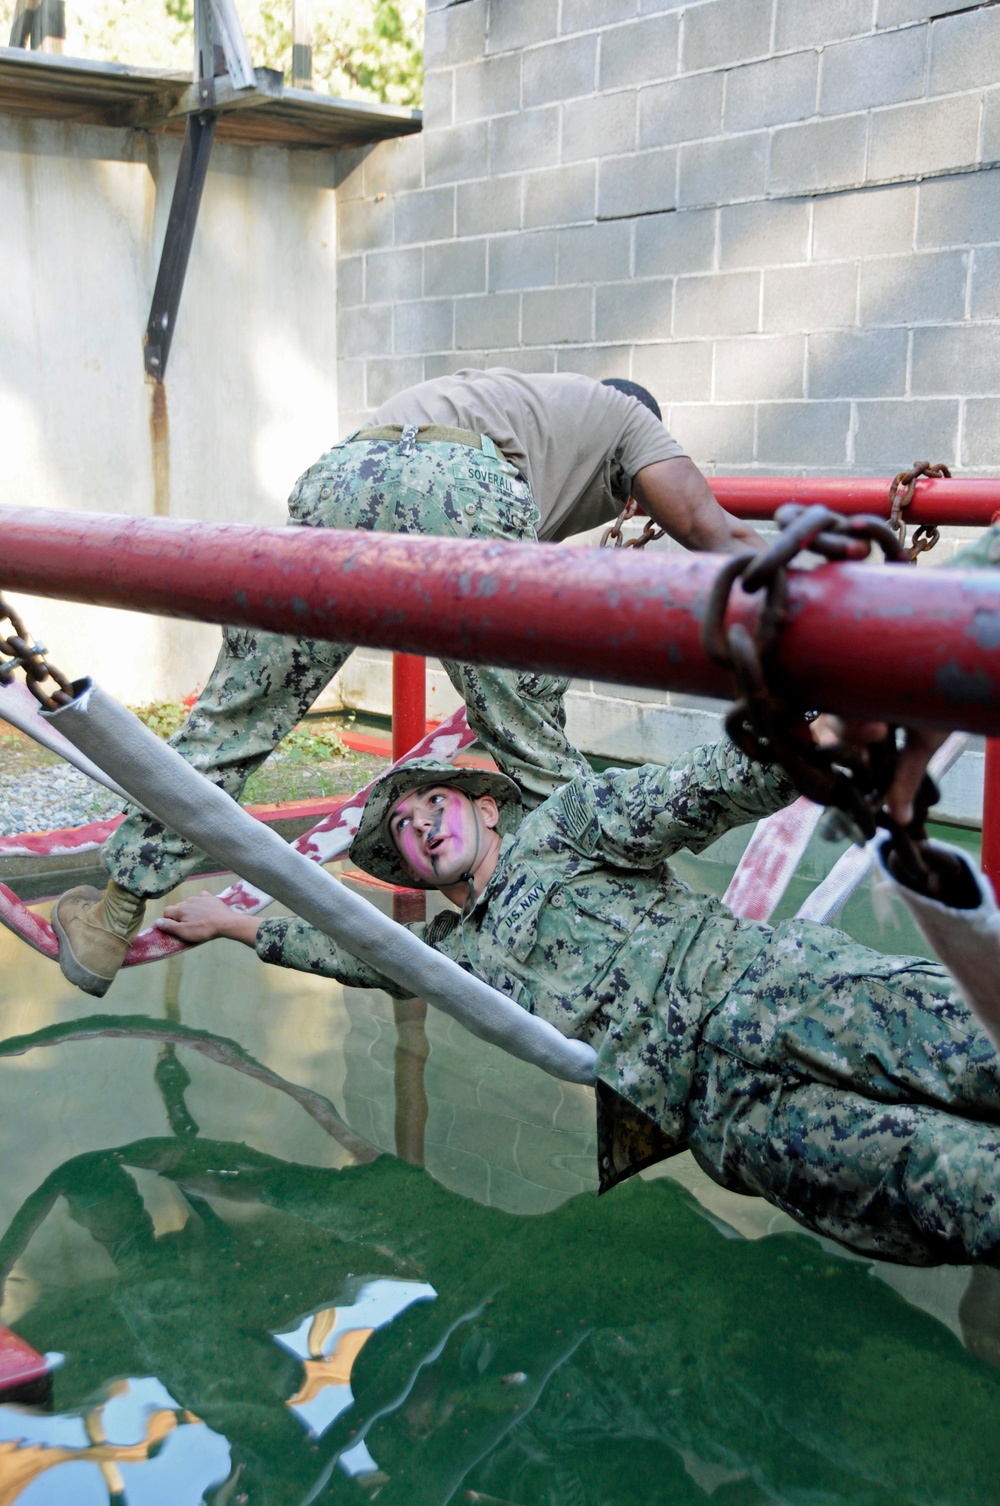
xmin=51 ymin=895 xmax=117 ymax=999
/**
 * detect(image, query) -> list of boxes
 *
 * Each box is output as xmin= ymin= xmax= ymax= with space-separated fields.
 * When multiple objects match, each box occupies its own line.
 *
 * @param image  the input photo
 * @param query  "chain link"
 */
xmin=887 ymin=459 xmax=950 ymax=562
xmin=600 ymin=498 xmax=667 ymax=550
xmin=0 ymin=593 xmax=75 ymax=710
xmin=702 ymin=504 xmax=976 ymax=907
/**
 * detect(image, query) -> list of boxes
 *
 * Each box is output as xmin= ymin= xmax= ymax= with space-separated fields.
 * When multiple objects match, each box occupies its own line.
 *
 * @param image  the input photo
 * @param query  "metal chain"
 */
xmin=887 ymin=459 xmax=950 ymax=562
xmin=701 ymin=503 xmax=976 ymax=907
xmin=600 ymin=498 xmax=666 ymax=549
xmin=0 ymin=593 xmax=75 ymax=710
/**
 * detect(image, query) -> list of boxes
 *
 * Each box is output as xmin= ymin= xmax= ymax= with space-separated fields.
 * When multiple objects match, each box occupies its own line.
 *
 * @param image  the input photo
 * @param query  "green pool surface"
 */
xmin=0 ymin=821 xmax=997 ymax=1504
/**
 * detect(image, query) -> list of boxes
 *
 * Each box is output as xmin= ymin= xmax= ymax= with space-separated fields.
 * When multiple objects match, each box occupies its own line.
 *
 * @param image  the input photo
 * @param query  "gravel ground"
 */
xmin=0 ymin=766 xmax=125 ymax=836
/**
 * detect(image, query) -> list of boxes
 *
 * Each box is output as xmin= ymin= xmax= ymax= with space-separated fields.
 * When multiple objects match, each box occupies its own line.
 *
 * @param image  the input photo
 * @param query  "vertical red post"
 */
xmin=982 ymin=738 xmax=1000 ymax=897
xmin=391 ymin=652 xmax=426 ymax=762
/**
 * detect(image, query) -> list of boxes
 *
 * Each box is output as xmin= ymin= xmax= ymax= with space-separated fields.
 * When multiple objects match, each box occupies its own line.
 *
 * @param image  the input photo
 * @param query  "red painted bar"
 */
xmin=1 ymin=507 xmax=999 ymax=734
xmin=709 ymin=476 xmax=1000 ymax=526
xmin=983 ymin=740 xmax=1000 ymax=894
xmin=391 ymin=652 xmax=427 ymax=762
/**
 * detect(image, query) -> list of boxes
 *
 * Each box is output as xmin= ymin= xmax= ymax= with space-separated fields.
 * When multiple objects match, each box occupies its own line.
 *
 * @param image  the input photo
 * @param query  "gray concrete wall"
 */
xmin=327 ymin=0 xmax=1000 ymax=825
xmin=0 ymin=117 xmax=340 ymax=704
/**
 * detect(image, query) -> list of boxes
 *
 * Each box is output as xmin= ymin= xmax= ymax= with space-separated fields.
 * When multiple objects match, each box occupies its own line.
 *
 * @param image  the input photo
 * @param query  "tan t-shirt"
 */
xmin=371 ymin=368 xmax=686 ymax=542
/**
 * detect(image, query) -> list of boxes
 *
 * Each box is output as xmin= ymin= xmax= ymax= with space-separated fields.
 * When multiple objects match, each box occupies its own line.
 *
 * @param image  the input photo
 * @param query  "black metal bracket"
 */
xmin=143 ymin=0 xmax=255 ymax=382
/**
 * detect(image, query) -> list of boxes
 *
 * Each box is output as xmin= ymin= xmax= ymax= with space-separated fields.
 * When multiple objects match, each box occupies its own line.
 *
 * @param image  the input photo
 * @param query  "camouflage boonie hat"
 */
xmin=349 ymin=757 xmax=525 ymax=889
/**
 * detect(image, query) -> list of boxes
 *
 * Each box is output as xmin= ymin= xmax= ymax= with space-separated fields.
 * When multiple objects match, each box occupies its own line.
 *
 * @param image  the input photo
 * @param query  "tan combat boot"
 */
xmin=51 ymin=880 xmax=147 ymax=997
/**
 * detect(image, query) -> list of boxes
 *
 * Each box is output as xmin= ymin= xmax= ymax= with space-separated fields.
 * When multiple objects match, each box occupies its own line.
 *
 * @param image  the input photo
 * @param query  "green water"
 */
xmin=0 ymin=829 xmax=998 ymax=1504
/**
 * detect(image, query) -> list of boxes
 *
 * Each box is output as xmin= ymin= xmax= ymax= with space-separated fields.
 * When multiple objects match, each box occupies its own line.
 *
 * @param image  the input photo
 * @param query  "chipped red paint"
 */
xmin=710 ymin=476 xmax=1000 ymax=526
xmin=2 ymin=508 xmax=999 ymax=735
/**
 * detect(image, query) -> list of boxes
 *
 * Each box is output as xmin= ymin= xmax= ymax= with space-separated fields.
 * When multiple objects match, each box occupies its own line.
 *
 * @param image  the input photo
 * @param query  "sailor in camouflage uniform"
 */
xmin=161 ymin=723 xmax=1000 ymax=1268
xmin=52 ymin=369 xmax=761 ymax=998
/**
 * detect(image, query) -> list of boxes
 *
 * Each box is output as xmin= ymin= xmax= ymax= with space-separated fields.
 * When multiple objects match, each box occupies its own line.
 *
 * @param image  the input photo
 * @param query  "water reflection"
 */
xmin=0 ymin=1137 xmax=997 ymax=1504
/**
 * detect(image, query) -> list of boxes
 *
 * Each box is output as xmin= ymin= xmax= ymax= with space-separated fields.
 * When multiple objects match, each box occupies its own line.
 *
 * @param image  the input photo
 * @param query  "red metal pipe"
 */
xmin=983 ymin=740 xmax=1000 ymax=893
xmin=392 ymin=652 xmax=427 ymax=761
xmin=709 ymin=476 xmax=1000 ymax=526
xmin=2 ymin=507 xmax=1000 ymax=734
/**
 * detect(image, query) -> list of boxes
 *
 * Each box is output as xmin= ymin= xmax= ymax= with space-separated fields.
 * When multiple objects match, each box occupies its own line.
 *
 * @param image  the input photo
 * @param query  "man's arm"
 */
xmin=632 ymin=457 xmax=764 ymax=555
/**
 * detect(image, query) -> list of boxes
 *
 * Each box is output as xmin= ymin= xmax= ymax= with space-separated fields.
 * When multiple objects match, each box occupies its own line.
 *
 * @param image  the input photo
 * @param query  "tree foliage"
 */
xmin=0 ymin=0 xmax=424 ymax=107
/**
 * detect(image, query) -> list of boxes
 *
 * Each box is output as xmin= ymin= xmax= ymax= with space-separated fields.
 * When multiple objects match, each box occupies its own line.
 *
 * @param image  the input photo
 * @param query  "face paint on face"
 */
xmin=389 ymin=786 xmax=479 ymax=887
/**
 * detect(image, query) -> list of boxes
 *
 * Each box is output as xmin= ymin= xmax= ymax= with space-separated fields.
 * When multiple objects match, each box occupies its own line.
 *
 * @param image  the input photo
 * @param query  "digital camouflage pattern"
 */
xmin=103 ymin=429 xmax=591 ymax=898
xmin=257 ymin=736 xmax=1000 ymax=1264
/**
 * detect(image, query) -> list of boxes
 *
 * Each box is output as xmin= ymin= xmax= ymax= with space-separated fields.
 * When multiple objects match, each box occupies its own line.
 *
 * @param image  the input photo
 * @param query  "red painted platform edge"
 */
xmin=0 ymin=1325 xmax=49 ymax=1386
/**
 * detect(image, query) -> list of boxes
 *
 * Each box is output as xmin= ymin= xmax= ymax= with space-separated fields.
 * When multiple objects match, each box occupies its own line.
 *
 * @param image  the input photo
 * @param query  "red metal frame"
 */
xmin=709 ymin=476 xmax=1000 ymax=527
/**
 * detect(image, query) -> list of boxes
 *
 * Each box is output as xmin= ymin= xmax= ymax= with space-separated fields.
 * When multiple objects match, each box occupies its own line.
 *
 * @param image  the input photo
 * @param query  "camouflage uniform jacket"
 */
xmin=256 ymin=740 xmax=797 ymax=1187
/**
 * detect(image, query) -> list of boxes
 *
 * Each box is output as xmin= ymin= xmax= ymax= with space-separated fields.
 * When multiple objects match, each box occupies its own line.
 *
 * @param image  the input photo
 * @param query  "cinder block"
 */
xmin=394 ymin=298 xmax=454 ymax=355
xmin=362 ymin=135 xmax=424 ymax=198
xmin=718 ymin=199 xmax=810 ymax=270
xmin=982 ymin=87 xmax=1000 ymax=167
xmin=639 ymin=72 xmax=724 ymax=148
xmin=365 ymin=357 xmax=427 ymax=409
xmin=807 ymin=328 xmax=908 ymax=398
xmin=521 ymin=286 xmax=595 ymax=343
xmin=970 ymin=246 xmax=1000 ymax=321
xmin=877 ymin=0 xmax=969 ymax=27
xmin=424 ymin=353 xmax=481 ymax=381
xmin=337 ymin=301 xmax=393 ymax=354
xmin=724 ymin=52 xmax=819 ymax=134
xmin=422 ymin=67 xmax=454 ymax=130
xmin=929 ymin=5 xmax=1000 ymax=94
xmin=424 ymin=238 xmax=488 ymax=297
xmin=487 ymin=346 xmax=558 ymax=371
xmin=562 ymin=90 xmax=638 ymax=162
xmin=666 ymin=402 xmax=755 ymax=466
xmin=524 ymin=161 xmax=597 ymax=228
xmin=820 ymin=26 xmax=927 ymax=117
xmin=635 ymin=206 xmax=717 ymax=276
xmin=962 ymin=398 xmax=1000 ymax=467
xmin=457 ymin=174 xmax=522 ymax=237
xmin=523 ymin=34 xmax=598 ymax=107
xmin=425 ymin=120 xmax=490 ymax=186
xmin=562 ymin=0 xmax=632 ymax=32
xmin=680 ymin=0 xmax=772 ymax=72
xmin=915 ymin=170 xmax=1000 ymax=246
xmin=762 ymin=262 xmax=858 ymax=333
xmin=490 ymin=105 xmax=561 ymax=173
xmin=600 ymin=13 xmax=681 ymax=91
xmin=756 ymin=401 xmax=852 ymax=466
xmin=488 ymin=228 xmax=559 ymax=290
xmin=775 ymin=0 xmax=874 ymax=50
xmin=424 ymin=0 xmax=487 ymax=68
xmin=598 ymin=146 xmax=677 ymax=219
xmin=366 ymin=245 xmax=424 ymax=304
xmin=337 ymin=196 xmax=394 ymax=255
xmin=337 ymin=254 xmax=364 ymax=307
xmin=454 ymin=55 xmax=521 ymax=124
xmin=555 ymin=343 xmax=633 ymax=378
xmin=393 ymin=186 xmax=456 ymax=247
xmin=558 ymin=219 xmax=632 ymax=284
xmin=336 ymin=356 xmax=366 ymax=416
xmin=912 ymin=325 xmax=1000 ymax=396
xmin=673 ymin=270 xmax=761 ymax=337
xmin=714 ymin=334 xmax=806 ymax=401
xmin=486 ymin=0 xmax=559 ymax=55
xmin=813 ymin=183 xmax=916 ymax=260
xmin=769 ymin=115 xmax=868 ymax=195
xmin=853 ymin=399 xmax=959 ymax=467
xmin=595 ymin=277 xmax=674 ymax=341
xmin=868 ymin=96 xmax=980 ymax=183
xmin=859 ymin=249 xmax=968 ymax=325
xmin=678 ymin=132 xmax=768 ymax=208
xmin=632 ymin=339 xmax=714 ymax=401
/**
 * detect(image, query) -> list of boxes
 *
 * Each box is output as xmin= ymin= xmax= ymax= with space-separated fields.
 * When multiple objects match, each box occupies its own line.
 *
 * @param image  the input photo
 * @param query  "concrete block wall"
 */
xmin=326 ymin=0 xmax=1000 ymax=824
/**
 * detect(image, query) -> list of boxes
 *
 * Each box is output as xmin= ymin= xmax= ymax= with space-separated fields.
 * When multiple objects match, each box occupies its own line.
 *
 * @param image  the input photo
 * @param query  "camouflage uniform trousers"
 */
xmin=104 ymin=428 xmax=590 ymax=900
xmin=685 ymin=919 xmax=1000 ymax=1265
